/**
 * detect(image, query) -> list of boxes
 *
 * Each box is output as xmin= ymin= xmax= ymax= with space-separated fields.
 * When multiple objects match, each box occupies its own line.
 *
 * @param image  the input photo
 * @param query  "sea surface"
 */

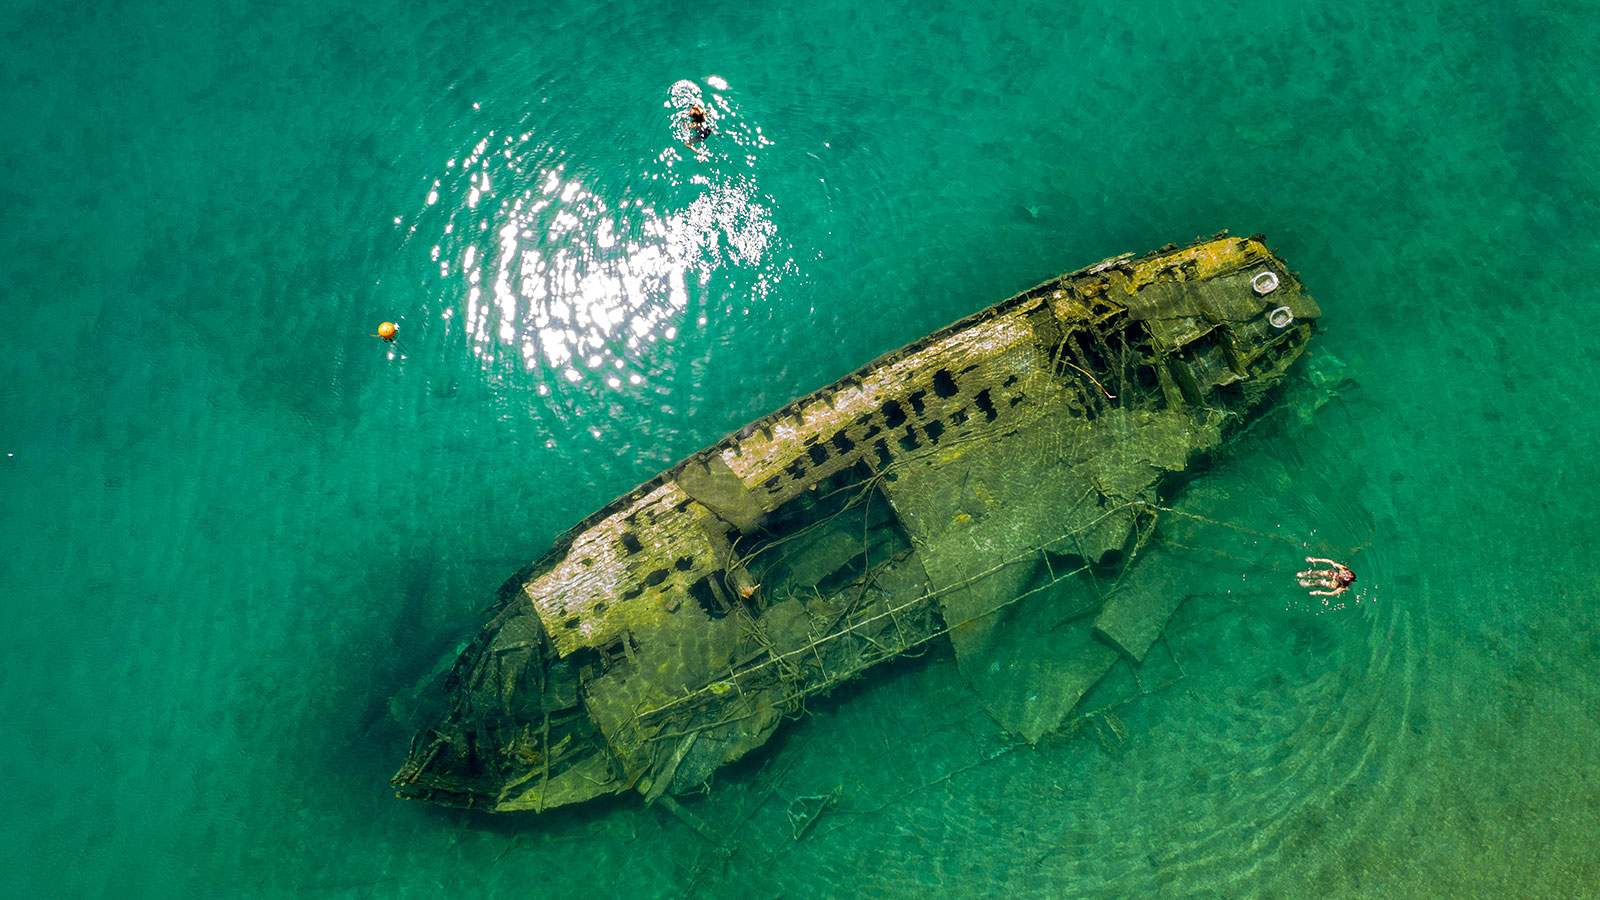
xmin=3 ymin=0 xmax=1598 ymax=896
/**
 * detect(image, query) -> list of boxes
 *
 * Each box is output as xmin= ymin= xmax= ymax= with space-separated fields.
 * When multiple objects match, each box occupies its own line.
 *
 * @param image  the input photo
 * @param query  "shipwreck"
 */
xmin=393 ymin=234 xmax=1320 ymax=812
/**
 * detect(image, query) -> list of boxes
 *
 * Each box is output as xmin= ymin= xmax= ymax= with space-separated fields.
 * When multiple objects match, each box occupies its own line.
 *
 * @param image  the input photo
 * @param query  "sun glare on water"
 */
xmin=399 ymin=77 xmax=795 ymax=400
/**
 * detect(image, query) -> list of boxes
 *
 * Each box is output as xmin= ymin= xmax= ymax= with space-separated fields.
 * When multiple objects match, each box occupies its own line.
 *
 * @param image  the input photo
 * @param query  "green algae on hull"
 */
xmin=393 ymin=234 xmax=1318 ymax=812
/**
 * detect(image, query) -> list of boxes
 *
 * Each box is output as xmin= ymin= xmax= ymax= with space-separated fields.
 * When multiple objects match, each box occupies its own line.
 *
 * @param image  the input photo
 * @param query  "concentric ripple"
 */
xmin=1019 ymin=415 xmax=1425 ymax=894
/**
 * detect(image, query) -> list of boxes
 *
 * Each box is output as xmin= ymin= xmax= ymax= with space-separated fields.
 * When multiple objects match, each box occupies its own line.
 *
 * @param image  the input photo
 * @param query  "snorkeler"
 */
xmin=682 ymin=104 xmax=714 ymax=148
xmin=1297 ymin=556 xmax=1356 ymax=597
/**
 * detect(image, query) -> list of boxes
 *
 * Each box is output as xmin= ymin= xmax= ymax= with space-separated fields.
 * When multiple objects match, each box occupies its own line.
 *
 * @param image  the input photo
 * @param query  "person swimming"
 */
xmin=1297 ymin=556 xmax=1356 ymax=597
xmin=682 ymin=104 xmax=713 ymax=148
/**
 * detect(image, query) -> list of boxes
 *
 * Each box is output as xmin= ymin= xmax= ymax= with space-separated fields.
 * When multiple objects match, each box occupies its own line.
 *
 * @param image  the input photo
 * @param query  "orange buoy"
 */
xmin=376 ymin=321 xmax=398 ymax=342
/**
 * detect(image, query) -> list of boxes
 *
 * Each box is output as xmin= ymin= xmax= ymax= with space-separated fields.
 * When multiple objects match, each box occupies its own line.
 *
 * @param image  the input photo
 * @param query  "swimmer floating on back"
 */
xmin=1297 ymin=557 xmax=1356 ymax=597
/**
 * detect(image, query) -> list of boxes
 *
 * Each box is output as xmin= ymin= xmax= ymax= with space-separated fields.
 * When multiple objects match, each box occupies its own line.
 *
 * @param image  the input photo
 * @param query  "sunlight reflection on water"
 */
xmin=404 ymin=76 xmax=796 ymax=405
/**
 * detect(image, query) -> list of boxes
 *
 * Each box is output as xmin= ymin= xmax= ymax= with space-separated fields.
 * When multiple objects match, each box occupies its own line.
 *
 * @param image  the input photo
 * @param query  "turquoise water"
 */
xmin=4 ymin=0 xmax=1598 ymax=895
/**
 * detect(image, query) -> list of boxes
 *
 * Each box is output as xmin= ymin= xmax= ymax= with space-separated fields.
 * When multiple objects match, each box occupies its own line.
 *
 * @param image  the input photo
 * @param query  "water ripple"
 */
xmin=390 ymin=75 xmax=798 ymax=459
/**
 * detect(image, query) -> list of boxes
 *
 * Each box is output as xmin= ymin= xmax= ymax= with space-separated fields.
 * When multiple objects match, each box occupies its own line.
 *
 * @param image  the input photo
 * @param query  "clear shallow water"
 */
xmin=3 ymin=1 xmax=1598 ymax=896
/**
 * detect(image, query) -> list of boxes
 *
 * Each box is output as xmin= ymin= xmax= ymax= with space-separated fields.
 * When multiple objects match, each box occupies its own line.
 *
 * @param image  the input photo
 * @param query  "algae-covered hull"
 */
xmin=393 ymin=234 xmax=1318 ymax=812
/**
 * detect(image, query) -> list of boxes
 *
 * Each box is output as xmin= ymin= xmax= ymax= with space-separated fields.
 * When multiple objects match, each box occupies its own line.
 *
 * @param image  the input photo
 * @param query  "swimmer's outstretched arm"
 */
xmin=1304 ymin=556 xmax=1339 ymax=566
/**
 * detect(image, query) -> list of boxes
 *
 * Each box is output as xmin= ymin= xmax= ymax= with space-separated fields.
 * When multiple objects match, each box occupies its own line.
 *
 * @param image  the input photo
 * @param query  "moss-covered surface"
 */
xmin=395 ymin=236 xmax=1317 ymax=812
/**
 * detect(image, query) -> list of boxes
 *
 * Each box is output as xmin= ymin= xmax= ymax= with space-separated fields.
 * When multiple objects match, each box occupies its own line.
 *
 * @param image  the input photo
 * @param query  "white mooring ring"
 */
xmin=1252 ymin=270 xmax=1281 ymax=295
xmin=1268 ymin=306 xmax=1294 ymax=328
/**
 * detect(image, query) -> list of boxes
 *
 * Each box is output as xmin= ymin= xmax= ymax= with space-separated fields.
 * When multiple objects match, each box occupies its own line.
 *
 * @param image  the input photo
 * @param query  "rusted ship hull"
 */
xmin=394 ymin=234 xmax=1318 ymax=812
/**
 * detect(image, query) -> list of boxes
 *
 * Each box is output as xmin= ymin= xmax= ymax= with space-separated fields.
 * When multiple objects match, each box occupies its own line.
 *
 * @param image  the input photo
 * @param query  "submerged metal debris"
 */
xmin=393 ymin=234 xmax=1319 ymax=812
